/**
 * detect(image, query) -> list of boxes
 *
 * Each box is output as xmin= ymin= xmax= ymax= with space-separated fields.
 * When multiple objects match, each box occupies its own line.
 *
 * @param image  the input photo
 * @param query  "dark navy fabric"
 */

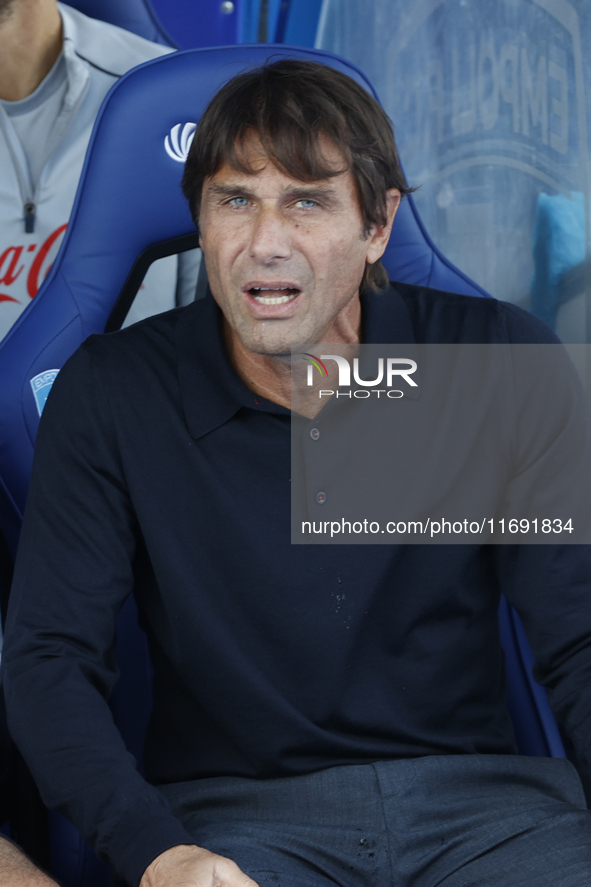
xmin=160 ymin=755 xmax=591 ymax=887
xmin=5 ymin=284 xmax=591 ymax=886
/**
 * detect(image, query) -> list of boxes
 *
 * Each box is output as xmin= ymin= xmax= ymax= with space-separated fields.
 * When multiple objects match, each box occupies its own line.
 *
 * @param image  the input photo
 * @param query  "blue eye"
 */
xmin=230 ymin=196 xmax=249 ymax=206
xmin=296 ymin=199 xmax=317 ymax=209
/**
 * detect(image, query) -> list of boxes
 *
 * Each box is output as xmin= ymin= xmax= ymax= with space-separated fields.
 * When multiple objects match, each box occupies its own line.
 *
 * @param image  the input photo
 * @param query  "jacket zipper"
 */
xmin=24 ymin=200 xmax=36 ymax=233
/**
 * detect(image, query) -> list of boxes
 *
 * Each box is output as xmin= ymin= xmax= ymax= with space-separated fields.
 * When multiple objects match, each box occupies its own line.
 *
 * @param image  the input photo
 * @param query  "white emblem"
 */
xmin=30 ymin=369 xmax=60 ymax=416
xmin=164 ymin=122 xmax=197 ymax=162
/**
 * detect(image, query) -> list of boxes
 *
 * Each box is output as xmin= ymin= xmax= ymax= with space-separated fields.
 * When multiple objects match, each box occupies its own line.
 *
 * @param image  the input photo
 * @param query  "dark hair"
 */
xmin=182 ymin=59 xmax=414 ymax=292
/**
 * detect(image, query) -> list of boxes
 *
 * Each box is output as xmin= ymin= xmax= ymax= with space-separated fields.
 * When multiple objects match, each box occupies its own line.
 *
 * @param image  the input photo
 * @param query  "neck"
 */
xmin=0 ymin=0 xmax=62 ymax=101
xmin=224 ymin=294 xmax=362 ymax=418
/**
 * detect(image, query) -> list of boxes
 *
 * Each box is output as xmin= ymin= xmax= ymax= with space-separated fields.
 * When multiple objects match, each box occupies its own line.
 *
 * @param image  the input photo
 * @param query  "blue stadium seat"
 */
xmin=0 ymin=44 xmax=567 ymax=885
xmin=148 ymin=0 xmax=251 ymax=49
xmin=64 ymin=0 xmax=256 ymax=50
xmin=62 ymin=0 xmax=177 ymax=46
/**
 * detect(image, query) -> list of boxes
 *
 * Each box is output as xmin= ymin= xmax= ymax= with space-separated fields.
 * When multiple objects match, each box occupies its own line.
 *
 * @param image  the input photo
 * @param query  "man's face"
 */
xmin=198 ymin=135 xmax=399 ymax=354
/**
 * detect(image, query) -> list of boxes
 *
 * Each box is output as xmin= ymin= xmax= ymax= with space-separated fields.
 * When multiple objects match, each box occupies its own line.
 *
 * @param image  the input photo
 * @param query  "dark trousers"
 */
xmin=160 ymin=755 xmax=591 ymax=887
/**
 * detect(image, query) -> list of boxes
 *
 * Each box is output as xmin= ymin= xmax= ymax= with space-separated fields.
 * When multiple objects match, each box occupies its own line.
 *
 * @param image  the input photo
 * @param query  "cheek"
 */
xmin=201 ymin=229 xmax=239 ymax=278
xmin=313 ymin=234 xmax=367 ymax=277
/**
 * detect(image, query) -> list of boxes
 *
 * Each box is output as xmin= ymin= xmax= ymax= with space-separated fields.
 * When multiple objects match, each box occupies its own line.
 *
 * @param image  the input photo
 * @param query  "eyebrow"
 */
xmin=286 ymin=186 xmax=340 ymax=203
xmin=207 ymin=183 xmax=341 ymax=203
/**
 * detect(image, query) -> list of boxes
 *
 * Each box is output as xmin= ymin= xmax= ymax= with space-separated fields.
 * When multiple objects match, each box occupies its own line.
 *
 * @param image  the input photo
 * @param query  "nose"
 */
xmin=248 ymin=203 xmax=292 ymax=264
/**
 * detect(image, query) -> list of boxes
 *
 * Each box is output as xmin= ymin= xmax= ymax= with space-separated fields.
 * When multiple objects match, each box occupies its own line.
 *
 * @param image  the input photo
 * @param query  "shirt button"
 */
xmin=310 ymin=428 xmax=320 ymax=440
xmin=316 ymin=491 xmax=327 ymax=505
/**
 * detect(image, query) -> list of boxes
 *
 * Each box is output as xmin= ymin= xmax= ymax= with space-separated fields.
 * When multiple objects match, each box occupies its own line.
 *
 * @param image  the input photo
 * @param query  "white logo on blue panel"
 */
xmin=30 ymin=369 xmax=60 ymax=416
xmin=164 ymin=122 xmax=197 ymax=163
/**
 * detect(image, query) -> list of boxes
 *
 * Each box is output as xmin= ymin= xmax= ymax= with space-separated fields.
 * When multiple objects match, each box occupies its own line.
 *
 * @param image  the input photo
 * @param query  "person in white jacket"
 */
xmin=0 ymin=0 xmax=199 ymax=341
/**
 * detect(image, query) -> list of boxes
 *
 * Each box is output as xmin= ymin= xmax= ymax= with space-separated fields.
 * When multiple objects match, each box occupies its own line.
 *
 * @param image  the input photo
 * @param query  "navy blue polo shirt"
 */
xmin=4 ymin=283 xmax=591 ymax=886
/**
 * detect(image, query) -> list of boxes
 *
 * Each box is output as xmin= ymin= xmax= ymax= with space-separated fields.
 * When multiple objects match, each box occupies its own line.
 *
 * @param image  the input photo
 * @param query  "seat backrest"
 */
xmin=0 ymin=42 xmax=567 ymax=886
xmin=64 ymin=0 xmax=250 ymax=50
xmin=61 ymin=0 xmax=177 ymax=46
xmin=148 ymin=0 xmax=249 ymax=49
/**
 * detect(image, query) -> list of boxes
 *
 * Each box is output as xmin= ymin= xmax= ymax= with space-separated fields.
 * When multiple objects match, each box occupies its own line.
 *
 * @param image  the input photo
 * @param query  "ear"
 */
xmin=365 ymin=189 xmax=401 ymax=265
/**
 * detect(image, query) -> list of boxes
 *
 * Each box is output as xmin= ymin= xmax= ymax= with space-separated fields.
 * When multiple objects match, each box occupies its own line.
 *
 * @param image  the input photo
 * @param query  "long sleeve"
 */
xmin=2 ymin=342 xmax=195 ymax=887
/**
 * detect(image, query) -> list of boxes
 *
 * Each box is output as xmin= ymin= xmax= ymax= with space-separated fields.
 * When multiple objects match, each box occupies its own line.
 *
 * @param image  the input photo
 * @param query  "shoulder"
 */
xmin=81 ymin=303 xmax=186 ymax=369
xmin=34 ymin=305 xmax=202 ymax=471
xmin=52 ymin=305 xmax=186 ymax=405
xmin=38 ymin=307 xmax=190 ymax=448
xmin=389 ymin=281 xmax=559 ymax=344
xmin=59 ymin=2 xmax=174 ymax=78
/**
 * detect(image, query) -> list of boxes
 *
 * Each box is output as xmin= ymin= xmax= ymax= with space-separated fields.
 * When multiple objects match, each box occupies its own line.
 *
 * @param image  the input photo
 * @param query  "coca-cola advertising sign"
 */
xmin=0 ymin=223 xmax=67 ymax=304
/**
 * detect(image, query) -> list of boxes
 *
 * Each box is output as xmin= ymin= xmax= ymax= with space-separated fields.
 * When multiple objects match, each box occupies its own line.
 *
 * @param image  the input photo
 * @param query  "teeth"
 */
xmin=250 ymin=286 xmax=298 ymax=305
xmin=255 ymin=294 xmax=295 ymax=305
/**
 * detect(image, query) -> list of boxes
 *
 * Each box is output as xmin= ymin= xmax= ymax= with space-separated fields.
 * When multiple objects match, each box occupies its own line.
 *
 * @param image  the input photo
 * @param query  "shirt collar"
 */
xmin=59 ymin=6 xmax=91 ymax=115
xmin=360 ymin=282 xmax=417 ymax=345
xmin=176 ymin=283 xmax=418 ymax=440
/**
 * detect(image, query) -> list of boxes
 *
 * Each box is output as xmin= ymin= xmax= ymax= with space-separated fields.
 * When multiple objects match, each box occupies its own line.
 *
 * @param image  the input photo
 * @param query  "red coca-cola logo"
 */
xmin=0 ymin=223 xmax=68 ymax=303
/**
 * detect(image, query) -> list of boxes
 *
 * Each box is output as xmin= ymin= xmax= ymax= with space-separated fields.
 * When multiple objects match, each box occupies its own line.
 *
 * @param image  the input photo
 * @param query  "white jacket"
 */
xmin=0 ymin=3 xmax=195 ymax=341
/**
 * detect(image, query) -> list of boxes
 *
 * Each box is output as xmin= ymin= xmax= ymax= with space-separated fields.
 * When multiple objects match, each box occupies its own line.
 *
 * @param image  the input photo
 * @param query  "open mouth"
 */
xmin=248 ymin=286 xmax=300 ymax=305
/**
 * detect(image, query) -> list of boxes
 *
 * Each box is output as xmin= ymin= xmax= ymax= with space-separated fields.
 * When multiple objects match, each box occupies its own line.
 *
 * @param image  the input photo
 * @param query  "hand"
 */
xmin=140 ymin=843 xmax=261 ymax=887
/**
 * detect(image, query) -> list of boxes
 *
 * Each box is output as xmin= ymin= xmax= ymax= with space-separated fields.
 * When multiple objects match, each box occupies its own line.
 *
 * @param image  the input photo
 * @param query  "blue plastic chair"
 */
xmin=0 ymin=44 xmax=566 ymax=886
xmin=64 ymin=0 xmax=253 ymax=51
xmin=148 ymin=0 xmax=250 ymax=49
xmin=62 ymin=0 xmax=177 ymax=46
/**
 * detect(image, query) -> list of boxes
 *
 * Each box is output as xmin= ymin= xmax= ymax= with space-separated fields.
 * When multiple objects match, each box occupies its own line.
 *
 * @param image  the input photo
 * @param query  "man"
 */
xmin=0 ymin=0 xmax=199 ymax=341
xmin=4 ymin=60 xmax=591 ymax=887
